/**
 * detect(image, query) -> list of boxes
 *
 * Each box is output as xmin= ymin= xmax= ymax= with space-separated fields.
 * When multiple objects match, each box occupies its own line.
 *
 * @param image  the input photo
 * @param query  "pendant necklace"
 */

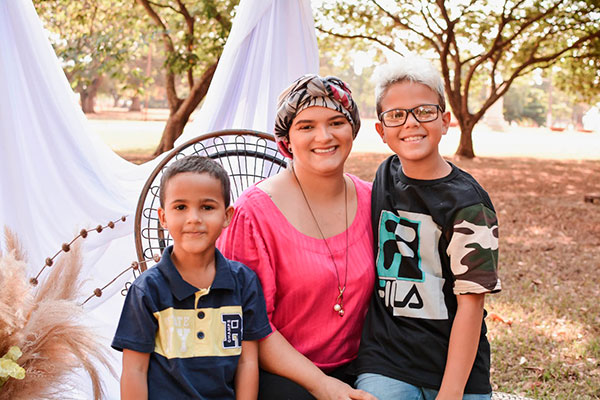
xmin=292 ymin=165 xmax=348 ymax=317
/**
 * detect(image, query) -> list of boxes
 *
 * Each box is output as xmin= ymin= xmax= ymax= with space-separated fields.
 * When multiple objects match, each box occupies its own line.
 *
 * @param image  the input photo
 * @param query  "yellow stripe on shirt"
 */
xmin=154 ymin=305 xmax=243 ymax=359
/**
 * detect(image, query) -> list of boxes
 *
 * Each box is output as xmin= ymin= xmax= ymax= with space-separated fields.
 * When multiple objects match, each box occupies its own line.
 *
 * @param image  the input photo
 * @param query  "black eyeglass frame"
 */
xmin=378 ymin=104 xmax=442 ymax=127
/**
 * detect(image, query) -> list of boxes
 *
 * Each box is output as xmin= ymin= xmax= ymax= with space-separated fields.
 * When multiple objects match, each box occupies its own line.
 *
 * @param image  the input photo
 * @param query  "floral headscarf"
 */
xmin=274 ymin=74 xmax=360 ymax=158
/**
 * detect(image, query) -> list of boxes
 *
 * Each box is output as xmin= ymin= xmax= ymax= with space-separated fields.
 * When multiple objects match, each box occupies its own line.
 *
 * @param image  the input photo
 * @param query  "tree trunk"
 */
xmin=80 ymin=91 xmax=96 ymax=114
xmin=572 ymin=103 xmax=585 ymax=129
xmin=79 ymin=76 xmax=103 ymax=114
xmin=129 ymin=96 xmax=142 ymax=112
xmin=112 ymin=93 xmax=121 ymax=107
xmin=454 ymin=122 xmax=476 ymax=158
xmin=153 ymin=62 xmax=218 ymax=156
xmin=154 ymin=116 xmax=186 ymax=155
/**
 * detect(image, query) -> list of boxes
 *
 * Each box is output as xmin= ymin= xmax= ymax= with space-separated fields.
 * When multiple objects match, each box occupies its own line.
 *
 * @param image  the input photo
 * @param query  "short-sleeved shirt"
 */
xmin=111 ymin=246 xmax=271 ymax=400
xmin=217 ymin=174 xmax=375 ymax=372
xmin=353 ymin=156 xmax=501 ymax=394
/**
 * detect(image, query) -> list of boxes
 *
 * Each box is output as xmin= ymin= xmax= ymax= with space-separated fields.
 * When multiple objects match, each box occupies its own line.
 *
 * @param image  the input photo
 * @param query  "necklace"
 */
xmin=291 ymin=165 xmax=348 ymax=317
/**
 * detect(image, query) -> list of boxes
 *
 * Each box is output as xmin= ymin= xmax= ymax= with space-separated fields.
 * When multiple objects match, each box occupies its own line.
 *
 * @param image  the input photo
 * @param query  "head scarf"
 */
xmin=274 ymin=74 xmax=361 ymax=158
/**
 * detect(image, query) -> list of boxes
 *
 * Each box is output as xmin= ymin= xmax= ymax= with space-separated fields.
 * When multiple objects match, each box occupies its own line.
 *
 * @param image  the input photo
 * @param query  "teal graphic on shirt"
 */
xmin=376 ymin=210 xmax=448 ymax=320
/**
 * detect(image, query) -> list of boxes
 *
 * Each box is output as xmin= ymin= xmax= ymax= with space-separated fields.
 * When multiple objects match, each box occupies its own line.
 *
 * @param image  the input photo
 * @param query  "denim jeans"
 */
xmin=355 ymin=373 xmax=492 ymax=400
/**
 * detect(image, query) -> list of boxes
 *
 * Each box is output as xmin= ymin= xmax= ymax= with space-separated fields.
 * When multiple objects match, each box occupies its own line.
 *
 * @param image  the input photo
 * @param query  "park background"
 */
xmin=12 ymin=0 xmax=600 ymax=398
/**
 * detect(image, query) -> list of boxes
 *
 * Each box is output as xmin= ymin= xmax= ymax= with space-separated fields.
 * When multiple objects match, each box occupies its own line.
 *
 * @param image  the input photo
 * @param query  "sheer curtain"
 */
xmin=178 ymin=0 xmax=318 ymax=141
xmin=0 ymin=0 xmax=318 ymax=397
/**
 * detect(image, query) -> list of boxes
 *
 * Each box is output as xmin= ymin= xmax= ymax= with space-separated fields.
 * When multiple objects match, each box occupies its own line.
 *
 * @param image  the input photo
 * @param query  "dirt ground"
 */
xmin=118 ymin=146 xmax=600 ymax=398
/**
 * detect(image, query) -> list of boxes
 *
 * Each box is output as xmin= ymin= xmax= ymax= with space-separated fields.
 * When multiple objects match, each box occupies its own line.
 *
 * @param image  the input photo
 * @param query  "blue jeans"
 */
xmin=356 ymin=373 xmax=492 ymax=400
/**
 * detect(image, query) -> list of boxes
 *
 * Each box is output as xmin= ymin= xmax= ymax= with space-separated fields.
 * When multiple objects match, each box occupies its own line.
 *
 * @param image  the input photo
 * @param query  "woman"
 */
xmin=218 ymin=75 xmax=376 ymax=400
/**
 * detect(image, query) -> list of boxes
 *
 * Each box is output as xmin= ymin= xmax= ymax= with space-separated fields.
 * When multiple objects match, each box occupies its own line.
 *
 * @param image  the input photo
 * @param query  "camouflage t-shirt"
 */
xmin=353 ymin=156 xmax=501 ymax=394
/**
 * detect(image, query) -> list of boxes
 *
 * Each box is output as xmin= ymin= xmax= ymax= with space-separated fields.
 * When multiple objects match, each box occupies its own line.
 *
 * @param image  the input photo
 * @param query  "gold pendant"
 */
xmin=334 ymin=286 xmax=345 ymax=317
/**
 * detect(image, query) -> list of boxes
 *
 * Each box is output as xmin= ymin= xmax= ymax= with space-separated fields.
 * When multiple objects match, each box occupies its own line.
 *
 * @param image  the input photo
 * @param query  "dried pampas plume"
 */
xmin=0 ymin=228 xmax=114 ymax=400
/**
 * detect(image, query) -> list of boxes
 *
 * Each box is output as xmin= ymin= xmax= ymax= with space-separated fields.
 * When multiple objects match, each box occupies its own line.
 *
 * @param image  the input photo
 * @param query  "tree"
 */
xmin=553 ymin=37 xmax=600 ymax=106
xmin=503 ymin=80 xmax=547 ymax=127
xmin=34 ymin=0 xmax=142 ymax=113
xmin=134 ymin=0 xmax=238 ymax=155
xmin=317 ymin=32 xmax=383 ymax=117
xmin=316 ymin=0 xmax=600 ymax=158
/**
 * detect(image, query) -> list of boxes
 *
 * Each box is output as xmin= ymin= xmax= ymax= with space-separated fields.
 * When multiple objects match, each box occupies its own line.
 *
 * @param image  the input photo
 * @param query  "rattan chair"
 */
xmin=134 ymin=129 xmax=287 ymax=270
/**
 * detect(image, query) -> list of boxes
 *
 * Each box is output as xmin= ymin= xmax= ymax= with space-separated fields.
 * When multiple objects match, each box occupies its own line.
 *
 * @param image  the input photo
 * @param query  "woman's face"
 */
xmin=287 ymin=106 xmax=354 ymax=176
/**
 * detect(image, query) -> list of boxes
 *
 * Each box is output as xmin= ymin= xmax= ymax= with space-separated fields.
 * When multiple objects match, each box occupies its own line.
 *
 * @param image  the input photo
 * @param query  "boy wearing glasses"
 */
xmin=353 ymin=57 xmax=501 ymax=400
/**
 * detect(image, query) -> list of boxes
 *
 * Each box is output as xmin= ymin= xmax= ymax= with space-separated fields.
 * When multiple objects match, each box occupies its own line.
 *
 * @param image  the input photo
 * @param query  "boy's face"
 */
xmin=375 ymin=81 xmax=450 ymax=166
xmin=158 ymin=172 xmax=233 ymax=259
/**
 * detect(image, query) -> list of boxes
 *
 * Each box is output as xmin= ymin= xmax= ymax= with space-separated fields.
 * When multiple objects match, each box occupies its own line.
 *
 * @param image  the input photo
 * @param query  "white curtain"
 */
xmin=178 ymin=0 xmax=318 ymax=141
xmin=0 ymin=0 xmax=318 ymax=397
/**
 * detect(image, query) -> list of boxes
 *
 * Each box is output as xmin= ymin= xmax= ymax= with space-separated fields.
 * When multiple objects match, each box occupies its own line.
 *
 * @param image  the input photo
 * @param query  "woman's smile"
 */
xmin=313 ymin=145 xmax=338 ymax=154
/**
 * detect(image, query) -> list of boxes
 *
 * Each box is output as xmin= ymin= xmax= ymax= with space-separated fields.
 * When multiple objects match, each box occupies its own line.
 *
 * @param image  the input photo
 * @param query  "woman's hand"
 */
xmin=259 ymin=331 xmax=378 ymax=400
xmin=312 ymin=375 xmax=378 ymax=400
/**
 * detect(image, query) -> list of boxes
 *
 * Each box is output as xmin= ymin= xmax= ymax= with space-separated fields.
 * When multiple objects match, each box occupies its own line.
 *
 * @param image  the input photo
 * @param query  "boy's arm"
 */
xmin=235 ymin=340 xmax=259 ymax=400
xmin=121 ymin=349 xmax=150 ymax=400
xmin=436 ymin=293 xmax=485 ymax=400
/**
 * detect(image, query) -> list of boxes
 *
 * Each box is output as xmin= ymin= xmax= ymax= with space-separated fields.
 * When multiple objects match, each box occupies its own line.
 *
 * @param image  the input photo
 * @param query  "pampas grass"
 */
xmin=0 ymin=229 xmax=113 ymax=400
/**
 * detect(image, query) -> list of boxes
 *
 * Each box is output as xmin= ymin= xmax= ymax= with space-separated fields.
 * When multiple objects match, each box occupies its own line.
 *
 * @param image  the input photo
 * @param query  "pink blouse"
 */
xmin=217 ymin=174 xmax=375 ymax=372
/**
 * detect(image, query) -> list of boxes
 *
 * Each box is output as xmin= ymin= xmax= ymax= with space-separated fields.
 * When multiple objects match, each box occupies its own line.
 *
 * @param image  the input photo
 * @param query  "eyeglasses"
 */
xmin=379 ymin=104 xmax=441 ymax=127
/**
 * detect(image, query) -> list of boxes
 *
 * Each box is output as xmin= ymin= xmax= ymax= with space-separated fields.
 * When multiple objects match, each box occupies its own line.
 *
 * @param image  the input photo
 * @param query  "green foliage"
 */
xmin=34 ymin=0 xmax=145 ymax=95
xmin=553 ymin=37 xmax=600 ymax=105
xmin=317 ymin=29 xmax=385 ymax=118
xmin=140 ymin=0 xmax=237 ymax=81
xmin=34 ymin=0 xmax=239 ymax=106
xmin=503 ymin=80 xmax=547 ymax=126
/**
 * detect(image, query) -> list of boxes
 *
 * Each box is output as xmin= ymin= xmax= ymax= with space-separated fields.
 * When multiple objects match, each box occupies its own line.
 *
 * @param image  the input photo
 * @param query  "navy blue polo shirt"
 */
xmin=112 ymin=246 xmax=271 ymax=399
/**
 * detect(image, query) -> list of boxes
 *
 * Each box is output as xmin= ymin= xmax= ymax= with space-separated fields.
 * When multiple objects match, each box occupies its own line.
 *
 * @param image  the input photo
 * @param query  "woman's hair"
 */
xmin=159 ymin=156 xmax=231 ymax=208
xmin=274 ymin=74 xmax=360 ymax=158
xmin=373 ymin=56 xmax=446 ymax=117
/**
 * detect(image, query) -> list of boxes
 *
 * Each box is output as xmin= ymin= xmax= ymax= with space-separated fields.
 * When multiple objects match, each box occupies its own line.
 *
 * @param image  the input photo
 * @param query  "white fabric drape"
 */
xmin=0 ymin=0 xmax=152 ymax=276
xmin=0 ymin=0 xmax=318 ymax=397
xmin=178 ymin=0 xmax=318 ymax=141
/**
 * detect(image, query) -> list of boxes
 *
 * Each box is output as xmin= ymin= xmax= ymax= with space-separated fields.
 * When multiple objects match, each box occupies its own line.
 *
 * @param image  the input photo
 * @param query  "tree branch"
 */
xmin=316 ymin=26 xmax=402 ymax=55
xmin=420 ymin=2 xmax=443 ymax=37
xmin=475 ymin=29 xmax=600 ymax=123
xmin=371 ymin=0 xmax=439 ymax=51
xmin=205 ymin=0 xmax=232 ymax=33
xmin=434 ymin=0 xmax=463 ymax=112
xmin=147 ymin=0 xmax=179 ymax=14
xmin=135 ymin=0 xmax=179 ymax=111
xmin=176 ymin=0 xmax=195 ymax=88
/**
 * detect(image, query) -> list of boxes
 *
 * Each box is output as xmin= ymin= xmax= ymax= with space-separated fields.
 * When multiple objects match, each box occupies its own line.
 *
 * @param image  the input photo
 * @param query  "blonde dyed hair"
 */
xmin=373 ymin=56 xmax=446 ymax=117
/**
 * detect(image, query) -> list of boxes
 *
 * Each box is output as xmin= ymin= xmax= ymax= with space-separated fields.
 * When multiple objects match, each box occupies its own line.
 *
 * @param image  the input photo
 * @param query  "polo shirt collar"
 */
xmin=157 ymin=246 xmax=235 ymax=301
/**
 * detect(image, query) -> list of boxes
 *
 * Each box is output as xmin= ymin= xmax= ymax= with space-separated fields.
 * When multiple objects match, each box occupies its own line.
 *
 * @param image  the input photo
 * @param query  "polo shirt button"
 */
xmin=197 ymin=311 xmax=205 ymax=319
xmin=197 ymin=331 xmax=205 ymax=339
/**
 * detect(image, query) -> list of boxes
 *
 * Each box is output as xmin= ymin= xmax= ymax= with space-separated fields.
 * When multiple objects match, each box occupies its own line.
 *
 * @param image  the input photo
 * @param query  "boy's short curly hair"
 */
xmin=159 ymin=156 xmax=231 ymax=208
xmin=373 ymin=56 xmax=446 ymax=117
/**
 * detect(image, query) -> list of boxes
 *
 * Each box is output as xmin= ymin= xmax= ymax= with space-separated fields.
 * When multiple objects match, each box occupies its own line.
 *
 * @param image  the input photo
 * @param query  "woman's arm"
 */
xmin=436 ymin=293 xmax=485 ymax=400
xmin=259 ymin=331 xmax=376 ymax=400
xmin=235 ymin=340 xmax=259 ymax=400
xmin=121 ymin=349 xmax=150 ymax=400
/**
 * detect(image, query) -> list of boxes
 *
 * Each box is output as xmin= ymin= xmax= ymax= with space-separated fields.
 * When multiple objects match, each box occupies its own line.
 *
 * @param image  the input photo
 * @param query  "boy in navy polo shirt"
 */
xmin=112 ymin=156 xmax=272 ymax=400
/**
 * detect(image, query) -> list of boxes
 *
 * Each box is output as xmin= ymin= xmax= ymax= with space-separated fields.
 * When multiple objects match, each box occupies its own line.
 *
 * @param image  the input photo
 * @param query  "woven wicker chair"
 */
xmin=134 ymin=130 xmax=287 ymax=270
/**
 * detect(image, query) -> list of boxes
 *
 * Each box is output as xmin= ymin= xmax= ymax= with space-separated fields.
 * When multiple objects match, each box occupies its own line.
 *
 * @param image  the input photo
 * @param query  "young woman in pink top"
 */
xmin=218 ymin=75 xmax=376 ymax=400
